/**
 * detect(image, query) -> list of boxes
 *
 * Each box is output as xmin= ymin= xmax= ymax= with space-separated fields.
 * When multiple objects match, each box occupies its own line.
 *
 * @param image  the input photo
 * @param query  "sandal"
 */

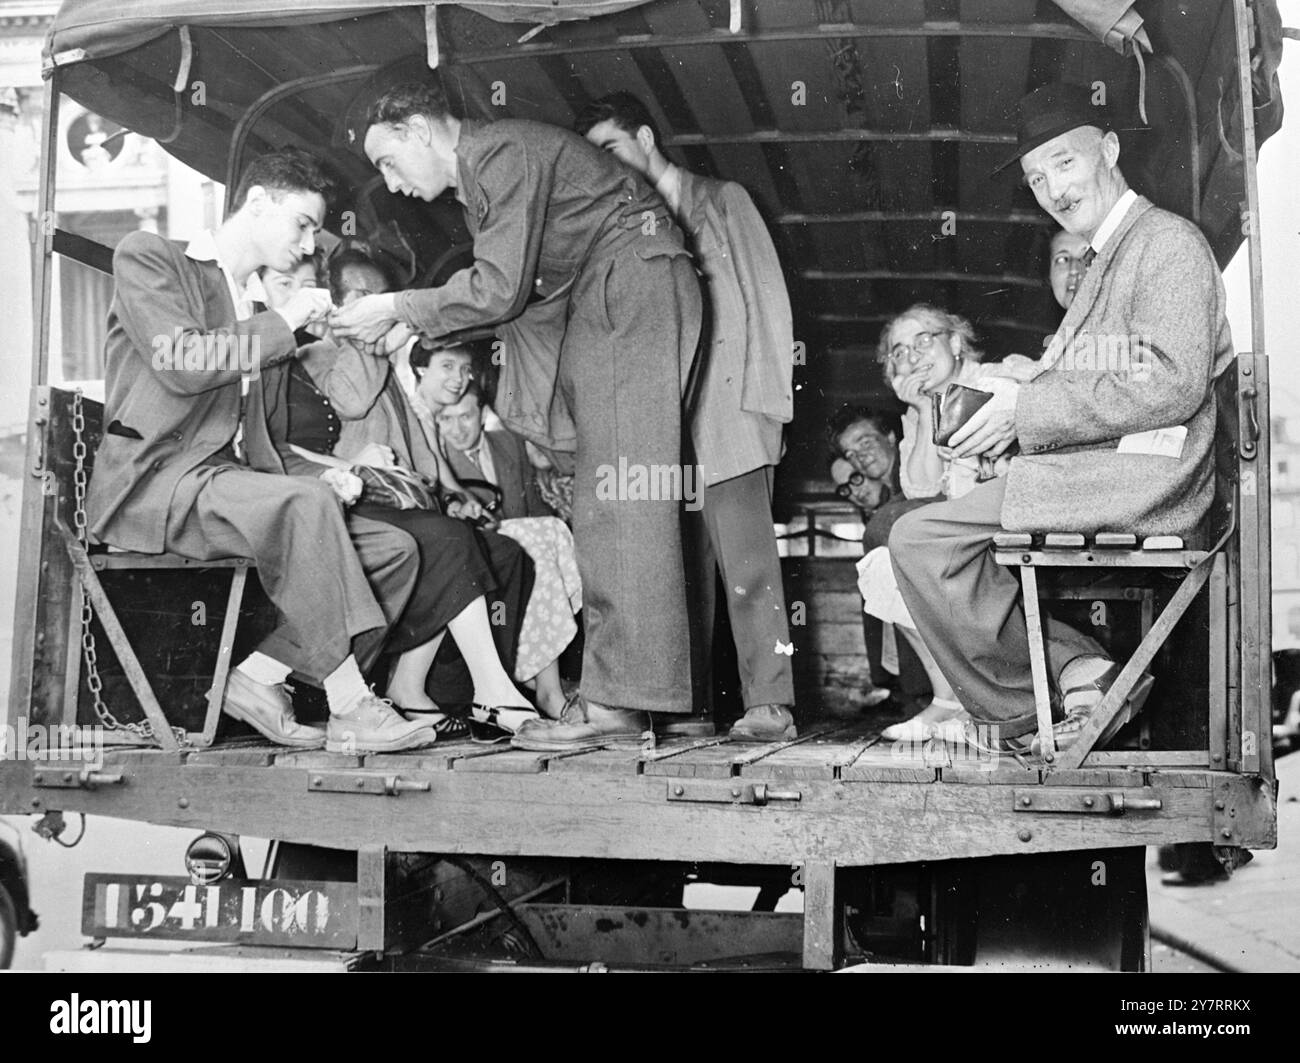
xmin=394 ymin=706 xmax=471 ymax=742
xmin=470 ymin=704 xmax=542 ymax=744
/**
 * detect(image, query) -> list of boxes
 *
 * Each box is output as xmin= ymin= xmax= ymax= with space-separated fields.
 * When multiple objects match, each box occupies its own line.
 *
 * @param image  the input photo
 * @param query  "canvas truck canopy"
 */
xmin=40 ymin=0 xmax=1284 ymax=474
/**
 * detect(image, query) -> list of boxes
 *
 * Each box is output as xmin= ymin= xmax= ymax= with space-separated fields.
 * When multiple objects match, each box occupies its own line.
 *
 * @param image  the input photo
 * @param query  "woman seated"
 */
xmin=253 ymin=259 xmax=548 ymax=739
xmin=414 ymin=343 xmax=583 ymax=720
xmin=856 ymin=304 xmax=1034 ymax=741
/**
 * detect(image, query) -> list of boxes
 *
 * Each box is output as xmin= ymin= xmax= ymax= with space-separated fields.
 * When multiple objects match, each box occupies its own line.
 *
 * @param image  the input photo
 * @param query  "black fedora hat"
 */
xmin=992 ymin=82 xmax=1140 ymax=175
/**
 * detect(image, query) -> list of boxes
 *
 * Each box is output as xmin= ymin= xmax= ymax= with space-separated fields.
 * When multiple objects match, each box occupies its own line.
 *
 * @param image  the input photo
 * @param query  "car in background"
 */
xmin=1276 ymin=650 xmax=1300 ymax=755
xmin=0 ymin=818 xmax=38 ymax=968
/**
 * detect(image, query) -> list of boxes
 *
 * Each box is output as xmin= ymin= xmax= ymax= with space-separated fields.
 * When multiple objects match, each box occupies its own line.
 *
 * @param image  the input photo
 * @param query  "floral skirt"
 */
xmin=496 ymin=516 xmax=582 ymax=681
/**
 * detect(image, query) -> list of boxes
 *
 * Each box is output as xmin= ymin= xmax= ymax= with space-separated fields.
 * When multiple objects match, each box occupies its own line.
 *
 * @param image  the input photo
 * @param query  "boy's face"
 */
xmin=417 ymin=348 xmax=474 ymax=409
xmin=436 ymin=392 xmax=486 ymax=453
xmin=250 ymin=188 xmax=325 ymax=274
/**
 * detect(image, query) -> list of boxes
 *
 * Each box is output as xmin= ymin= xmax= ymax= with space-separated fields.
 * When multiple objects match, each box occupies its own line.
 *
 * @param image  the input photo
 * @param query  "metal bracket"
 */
xmin=31 ymin=766 xmax=124 ymax=790
xmin=307 ymin=772 xmax=430 ymax=797
xmin=665 ymin=781 xmax=802 ymax=806
xmin=1013 ymin=788 xmax=1163 ymax=815
xmin=1212 ymin=779 xmax=1242 ymax=843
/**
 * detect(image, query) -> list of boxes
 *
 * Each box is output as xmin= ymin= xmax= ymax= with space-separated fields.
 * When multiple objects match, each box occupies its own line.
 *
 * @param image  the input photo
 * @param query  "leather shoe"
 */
xmin=221 ymin=669 xmax=326 ymax=748
xmin=327 ymin=693 xmax=438 ymax=753
xmin=511 ymin=694 xmax=650 ymax=752
xmin=728 ymin=704 xmax=797 ymax=743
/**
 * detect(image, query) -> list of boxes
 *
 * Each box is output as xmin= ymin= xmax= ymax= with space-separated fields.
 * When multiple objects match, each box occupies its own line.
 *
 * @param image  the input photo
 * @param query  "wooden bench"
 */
xmin=993 ymin=357 xmax=1248 ymax=771
xmin=45 ymin=386 xmax=254 ymax=750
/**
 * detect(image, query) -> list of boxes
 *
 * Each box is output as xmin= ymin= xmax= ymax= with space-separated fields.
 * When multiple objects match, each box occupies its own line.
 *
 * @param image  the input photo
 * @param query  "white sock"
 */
xmin=237 ymin=652 xmax=291 ymax=686
xmin=324 ymin=657 xmax=369 ymax=716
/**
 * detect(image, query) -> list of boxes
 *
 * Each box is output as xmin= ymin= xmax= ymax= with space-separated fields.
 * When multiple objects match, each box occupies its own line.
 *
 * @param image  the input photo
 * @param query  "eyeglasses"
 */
xmin=887 ymin=330 xmax=946 ymax=367
xmin=835 ymin=471 xmax=866 ymax=500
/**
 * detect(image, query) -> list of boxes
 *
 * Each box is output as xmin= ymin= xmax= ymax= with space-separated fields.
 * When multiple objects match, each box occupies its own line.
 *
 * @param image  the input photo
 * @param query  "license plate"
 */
xmin=82 ymin=873 xmax=359 ymax=948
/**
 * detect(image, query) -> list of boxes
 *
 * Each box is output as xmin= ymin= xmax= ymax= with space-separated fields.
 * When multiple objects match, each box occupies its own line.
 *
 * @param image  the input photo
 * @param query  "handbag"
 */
xmin=353 ymin=464 xmax=439 ymax=511
xmin=931 ymin=383 xmax=994 ymax=447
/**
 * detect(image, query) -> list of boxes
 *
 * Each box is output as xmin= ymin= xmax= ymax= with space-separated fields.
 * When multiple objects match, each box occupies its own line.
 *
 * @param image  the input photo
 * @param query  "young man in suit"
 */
xmin=88 ymin=148 xmax=437 ymax=753
xmin=437 ymin=382 xmax=548 ymax=521
xmin=330 ymin=69 xmax=703 ymax=751
xmin=889 ymin=82 xmax=1233 ymax=757
xmin=576 ymin=92 xmax=798 ymax=742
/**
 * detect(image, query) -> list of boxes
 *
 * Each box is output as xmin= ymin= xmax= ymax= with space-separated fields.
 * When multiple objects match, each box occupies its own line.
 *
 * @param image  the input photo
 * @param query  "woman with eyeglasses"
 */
xmin=857 ymin=306 xmax=1035 ymax=741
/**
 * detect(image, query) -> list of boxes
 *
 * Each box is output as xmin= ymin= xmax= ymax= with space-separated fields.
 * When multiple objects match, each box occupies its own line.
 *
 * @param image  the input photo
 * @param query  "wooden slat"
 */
xmin=1094 ymin=533 xmax=1138 ymax=548
xmin=993 ymin=532 xmax=1033 ymax=549
xmin=1079 ymin=750 xmax=1211 ymax=768
xmin=1020 ymin=566 xmax=1057 ymax=762
xmin=90 ymin=554 xmax=251 ymax=570
xmin=186 ymin=745 xmax=278 ymax=767
xmin=453 ymin=749 xmax=550 ymax=774
xmin=1042 ymin=768 xmax=1146 ymax=788
xmin=644 ymin=743 xmax=744 ymax=779
xmin=991 ymin=549 xmax=1204 ymax=568
xmin=99 ymin=748 xmax=189 ymax=768
xmin=274 ymin=751 xmax=363 ymax=769
xmin=739 ymin=730 xmax=880 ymax=782
xmin=1145 ymin=771 xmax=1216 ymax=789
xmin=1043 ymin=533 xmax=1086 ymax=549
xmin=1141 ymin=535 xmax=1185 ymax=550
xmin=841 ymin=741 xmax=942 ymax=783
xmin=546 ymin=748 xmax=647 ymax=775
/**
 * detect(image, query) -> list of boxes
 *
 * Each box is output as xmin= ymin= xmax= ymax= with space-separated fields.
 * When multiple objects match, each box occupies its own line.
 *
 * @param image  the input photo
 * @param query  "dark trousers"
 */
xmin=889 ymin=477 xmax=1102 ymax=737
xmin=164 ymin=466 xmax=418 ymax=680
xmin=558 ymin=248 xmax=702 ymax=713
xmin=685 ymin=465 xmax=794 ymax=709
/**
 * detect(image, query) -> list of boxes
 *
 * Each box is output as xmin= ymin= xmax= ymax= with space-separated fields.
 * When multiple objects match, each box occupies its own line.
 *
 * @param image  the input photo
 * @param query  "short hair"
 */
xmin=574 ymin=91 xmax=661 ymax=145
xmin=231 ymin=148 xmax=335 ymax=214
xmin=366 ymin=79 xmax=453 ymax=131
xmin=327 ymin=249 xmax=391 ymax=304
xmin=827 ymin=404 xmax=893 ymax=455
xmin=874 ymin=302 xmax=984 ymax=369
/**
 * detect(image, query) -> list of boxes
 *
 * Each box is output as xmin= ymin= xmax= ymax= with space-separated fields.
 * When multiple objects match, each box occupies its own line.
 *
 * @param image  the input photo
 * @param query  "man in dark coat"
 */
xmin=88 ymin=149 xmax=436 ymax=754
xmin=576 ymin=92 xmax=797 ymax=742
xmin=331 ymin=73 xmax=703 ymax=750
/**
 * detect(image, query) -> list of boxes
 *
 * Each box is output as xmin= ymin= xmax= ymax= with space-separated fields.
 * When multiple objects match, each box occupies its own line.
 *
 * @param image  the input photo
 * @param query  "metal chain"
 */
xmin=71 ymin=389 xmax=158 ymax=740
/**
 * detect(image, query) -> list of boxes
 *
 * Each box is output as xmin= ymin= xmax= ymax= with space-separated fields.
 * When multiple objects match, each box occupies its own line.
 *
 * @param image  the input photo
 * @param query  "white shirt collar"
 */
xmin=184 ymin=229 xmax=260 ymax=322
xmin=1089 ymin=188 xmax=1138 ymax=255
xmin=654 ymin=163 xmax=683 ymax=219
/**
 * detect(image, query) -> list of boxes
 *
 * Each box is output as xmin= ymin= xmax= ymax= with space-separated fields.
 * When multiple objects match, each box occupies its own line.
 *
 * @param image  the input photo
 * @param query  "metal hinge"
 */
xmin=307 ymin=772 xmax=430 ymax=797
xmin=31 ymin=766 xmax=124 ymax=790
xmin=1013 ymin=788 xmax=1163 ymax=815
xmin=665 ymin=781 xmax=802 ymax=806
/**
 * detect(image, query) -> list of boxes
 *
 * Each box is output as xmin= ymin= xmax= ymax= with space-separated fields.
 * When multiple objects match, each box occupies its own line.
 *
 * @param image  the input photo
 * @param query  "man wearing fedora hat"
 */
xmin=889 ymin=82 xmax=1234 ymax=756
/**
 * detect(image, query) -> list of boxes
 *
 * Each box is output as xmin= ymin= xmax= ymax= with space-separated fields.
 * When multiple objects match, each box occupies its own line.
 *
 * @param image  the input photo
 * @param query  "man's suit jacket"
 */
xmin=86 ymin=230 xmax=298 ymax=552
xmin=676 ymin=169 xmax=794 ymax=485
xmin=1003 ymin=195 xmax=1234 ymax=537
xmin=446 ymin=427 xmax=548 ymax=520
xmin=392 ymin=119 xmax=700 ymax=454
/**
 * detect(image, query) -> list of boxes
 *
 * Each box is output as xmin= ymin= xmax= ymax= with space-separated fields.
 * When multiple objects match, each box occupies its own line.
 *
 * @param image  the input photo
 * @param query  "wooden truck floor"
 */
xmin=6 ymin=718 xmax=1275 ymax=867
